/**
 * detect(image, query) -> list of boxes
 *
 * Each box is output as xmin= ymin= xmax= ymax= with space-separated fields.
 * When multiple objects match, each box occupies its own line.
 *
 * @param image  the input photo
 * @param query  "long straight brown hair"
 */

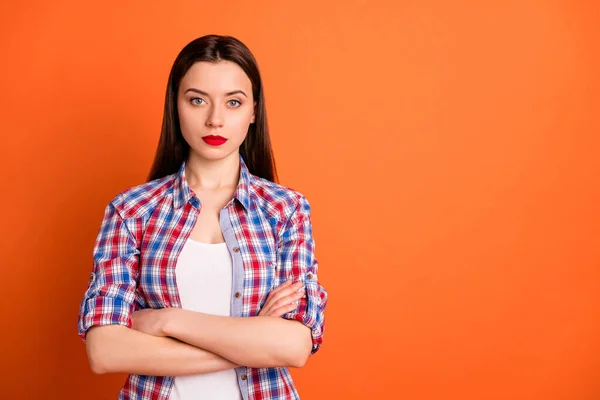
xmin=147 ymin=35 xmax=278 ymax=183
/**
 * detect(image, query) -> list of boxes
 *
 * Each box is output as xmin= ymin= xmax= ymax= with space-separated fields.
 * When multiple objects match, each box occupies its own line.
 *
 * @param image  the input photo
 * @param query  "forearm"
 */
xmin=164 ymin=310 xmax=312 ymax=368
xmin=85 ymin=324 xmax=239 ymax=375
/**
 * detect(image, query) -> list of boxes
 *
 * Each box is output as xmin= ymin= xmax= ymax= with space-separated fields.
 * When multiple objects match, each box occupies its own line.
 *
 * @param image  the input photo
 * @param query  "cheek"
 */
xmin=220 ymin=110 xmax=251 ymax=139
xmin=177 ymin=106 xmax=208 ymax=145
xmin=177 ymin=103 xmax=197 ymax=130
xmin=230 ymin=112 xmax=253 ymax=130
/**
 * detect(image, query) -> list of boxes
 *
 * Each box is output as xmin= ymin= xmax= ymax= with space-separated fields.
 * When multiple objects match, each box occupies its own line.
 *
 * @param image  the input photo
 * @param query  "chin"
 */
xmin=192 ymin=147 xmax=238 ymax=162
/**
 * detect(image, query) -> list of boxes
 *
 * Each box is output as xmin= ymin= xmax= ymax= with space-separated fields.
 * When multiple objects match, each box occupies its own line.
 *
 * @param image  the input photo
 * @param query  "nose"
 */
xmin=206 ymin=104 xmax=224 ymax=128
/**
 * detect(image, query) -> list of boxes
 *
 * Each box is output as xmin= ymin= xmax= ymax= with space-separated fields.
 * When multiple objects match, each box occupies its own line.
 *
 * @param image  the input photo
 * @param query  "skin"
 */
xmin=86 ymin=61 xmax=313 ymax=375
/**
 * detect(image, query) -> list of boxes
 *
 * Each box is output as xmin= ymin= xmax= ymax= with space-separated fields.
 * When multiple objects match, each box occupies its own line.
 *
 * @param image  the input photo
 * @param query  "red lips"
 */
xmin=202 ymin=135 xmax=228 ymax=146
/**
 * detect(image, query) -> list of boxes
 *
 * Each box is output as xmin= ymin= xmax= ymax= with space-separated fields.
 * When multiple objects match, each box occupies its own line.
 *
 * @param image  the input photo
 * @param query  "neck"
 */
xmin=185 ymin=151 xmax=240 ymax=191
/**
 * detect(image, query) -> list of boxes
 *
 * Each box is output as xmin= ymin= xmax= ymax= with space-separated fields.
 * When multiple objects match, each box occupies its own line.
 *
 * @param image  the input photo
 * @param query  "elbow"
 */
xmin=85 ymin=326 xmax=119 ymax=374
xmin=272 ymin=339 xmax=311 ymax=368
xmin=288 ymin=337 xmax=312 ymax=368
xmin=289 ymin=352 xmax=310 ymax=368
xmin=89 ymin=356 xmax=108 ymax=375
xmin=288 ymin=324 xmax=313 ymax=368
xmin=86 ymin=342 xmax=109 ymax=374
xmin=86 ymin=340 xmax=110 ymax=375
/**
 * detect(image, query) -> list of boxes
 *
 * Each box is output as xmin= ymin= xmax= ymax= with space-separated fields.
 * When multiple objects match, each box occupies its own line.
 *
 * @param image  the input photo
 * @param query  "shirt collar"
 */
xmin=173 ymin=153 xmax=252 ymax=211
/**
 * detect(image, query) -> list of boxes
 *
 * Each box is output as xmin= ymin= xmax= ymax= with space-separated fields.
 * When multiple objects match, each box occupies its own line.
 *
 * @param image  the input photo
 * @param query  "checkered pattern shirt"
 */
xmin=77 ymin=154 xmax=328 ymax=399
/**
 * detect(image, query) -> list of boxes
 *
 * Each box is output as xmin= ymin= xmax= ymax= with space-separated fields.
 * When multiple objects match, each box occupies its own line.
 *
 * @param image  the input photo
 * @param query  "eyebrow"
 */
xmin=183 ymin=88 xmax=248 ymax=98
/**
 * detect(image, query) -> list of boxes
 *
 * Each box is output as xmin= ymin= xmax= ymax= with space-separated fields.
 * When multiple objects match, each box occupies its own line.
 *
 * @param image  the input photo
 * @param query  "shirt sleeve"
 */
xmin=77 ymin=194 xmax=140 ymax=341
xmin=277 ymin=194 xmax=328 ymax=355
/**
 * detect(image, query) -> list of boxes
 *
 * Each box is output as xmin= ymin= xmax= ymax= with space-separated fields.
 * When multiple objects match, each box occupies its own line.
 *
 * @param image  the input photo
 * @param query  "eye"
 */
xmin=190 ymin=98 xmax=205 ymax=106
xmin=228 ymin=99 xmax=242 ymax=107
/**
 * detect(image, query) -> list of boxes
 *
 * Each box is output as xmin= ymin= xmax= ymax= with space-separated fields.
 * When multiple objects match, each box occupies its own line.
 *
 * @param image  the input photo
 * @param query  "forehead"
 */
xmin=179 ymin=60 xmax=252 ymax=93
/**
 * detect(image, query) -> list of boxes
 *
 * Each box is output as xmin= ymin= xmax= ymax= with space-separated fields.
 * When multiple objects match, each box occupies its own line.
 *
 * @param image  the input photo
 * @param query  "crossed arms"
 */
xmin=79 ymin=195 xmax=327 ymax=376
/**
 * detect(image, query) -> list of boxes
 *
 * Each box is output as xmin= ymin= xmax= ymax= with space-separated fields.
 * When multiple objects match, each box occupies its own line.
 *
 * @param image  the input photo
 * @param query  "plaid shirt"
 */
xmin=78 ymin=154 xmax=328 ymax=400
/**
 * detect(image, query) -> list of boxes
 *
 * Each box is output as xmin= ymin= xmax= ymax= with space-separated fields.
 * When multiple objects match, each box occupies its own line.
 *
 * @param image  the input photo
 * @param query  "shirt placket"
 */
xmin=220 ymin=204 xmax=250 ymax=400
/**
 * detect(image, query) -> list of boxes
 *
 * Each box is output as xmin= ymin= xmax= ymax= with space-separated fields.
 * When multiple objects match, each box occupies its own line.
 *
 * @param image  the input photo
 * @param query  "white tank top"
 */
xmin=170 ymin=238 xmax=243 ymax=400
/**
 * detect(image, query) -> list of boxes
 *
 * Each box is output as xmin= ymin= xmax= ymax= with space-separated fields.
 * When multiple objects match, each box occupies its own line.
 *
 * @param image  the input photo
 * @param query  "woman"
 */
xmin=77 ymin=34 xmax=328 ymax=400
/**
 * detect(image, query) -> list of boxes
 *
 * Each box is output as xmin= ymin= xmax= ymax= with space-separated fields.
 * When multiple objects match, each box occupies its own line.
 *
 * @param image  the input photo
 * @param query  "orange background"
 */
xmin=1 ymin=1 xmax=599 ymax=399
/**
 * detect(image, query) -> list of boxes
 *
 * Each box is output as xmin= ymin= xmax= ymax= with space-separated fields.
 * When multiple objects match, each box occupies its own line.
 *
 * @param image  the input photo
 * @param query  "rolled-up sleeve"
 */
xmin=77 ymin=194 xmax=140 ymax=341
xmin=277 ymin=194 xmax=328 ymax=355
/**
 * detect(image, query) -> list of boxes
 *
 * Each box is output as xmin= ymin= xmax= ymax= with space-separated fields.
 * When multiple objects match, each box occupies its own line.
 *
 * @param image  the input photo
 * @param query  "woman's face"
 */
xmin=177 ymin=60 xmax=256 ymax=162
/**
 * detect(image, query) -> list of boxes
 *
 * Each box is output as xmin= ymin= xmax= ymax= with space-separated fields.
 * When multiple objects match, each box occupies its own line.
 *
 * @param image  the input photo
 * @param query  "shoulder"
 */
xmin=107 ymin=173 xmax=177 ymax=220
xmin=249 ymin=175 xmax=311 ymax=221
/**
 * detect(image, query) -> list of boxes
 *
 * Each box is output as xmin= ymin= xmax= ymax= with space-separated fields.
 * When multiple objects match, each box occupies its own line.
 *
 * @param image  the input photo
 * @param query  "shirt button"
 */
xmin=241 ymin=374 xmax=247 ymax=381
xmin=307 ymin=273 xmax=313 ymax=280
xmin=235 ymin=292 xmax=241 ymax=298
xmin=233 ymin=247 xmax=240 ymax=253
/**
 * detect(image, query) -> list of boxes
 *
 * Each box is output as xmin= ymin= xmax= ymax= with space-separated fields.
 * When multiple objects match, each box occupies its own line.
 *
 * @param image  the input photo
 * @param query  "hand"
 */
xmin=131 ymin=308 xmax=172 ymax=337
xmin=259 ymin=279 xmax=305 ymax=317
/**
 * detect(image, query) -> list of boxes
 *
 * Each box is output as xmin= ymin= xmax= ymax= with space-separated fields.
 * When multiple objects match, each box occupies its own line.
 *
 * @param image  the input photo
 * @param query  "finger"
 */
xmin=262 ymin=281 xmax=303 ymax=312
xmin=278 ymin=288 xmax=305 ymax=306
xmin=262 ymin=287 xmax=305 ymax=317
xmin=258 ymin=308 xmax=269 ymax=317
xmin=269 ymin=278 xmax=294 ymax=295
xmin=258 ymin=303 xmax=273 ymax=316
xmin=264 ymin=288 xmax=299 ymax=311
xmin=272 ymin=290 xmax=305 ymax=309
xmin=270 ymin=301 xmax=300 ymax=317
xmin=260 ymin=290 xmax=292 ymax=316
xmin=270 ymin=281 xmax=304 ymax=301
